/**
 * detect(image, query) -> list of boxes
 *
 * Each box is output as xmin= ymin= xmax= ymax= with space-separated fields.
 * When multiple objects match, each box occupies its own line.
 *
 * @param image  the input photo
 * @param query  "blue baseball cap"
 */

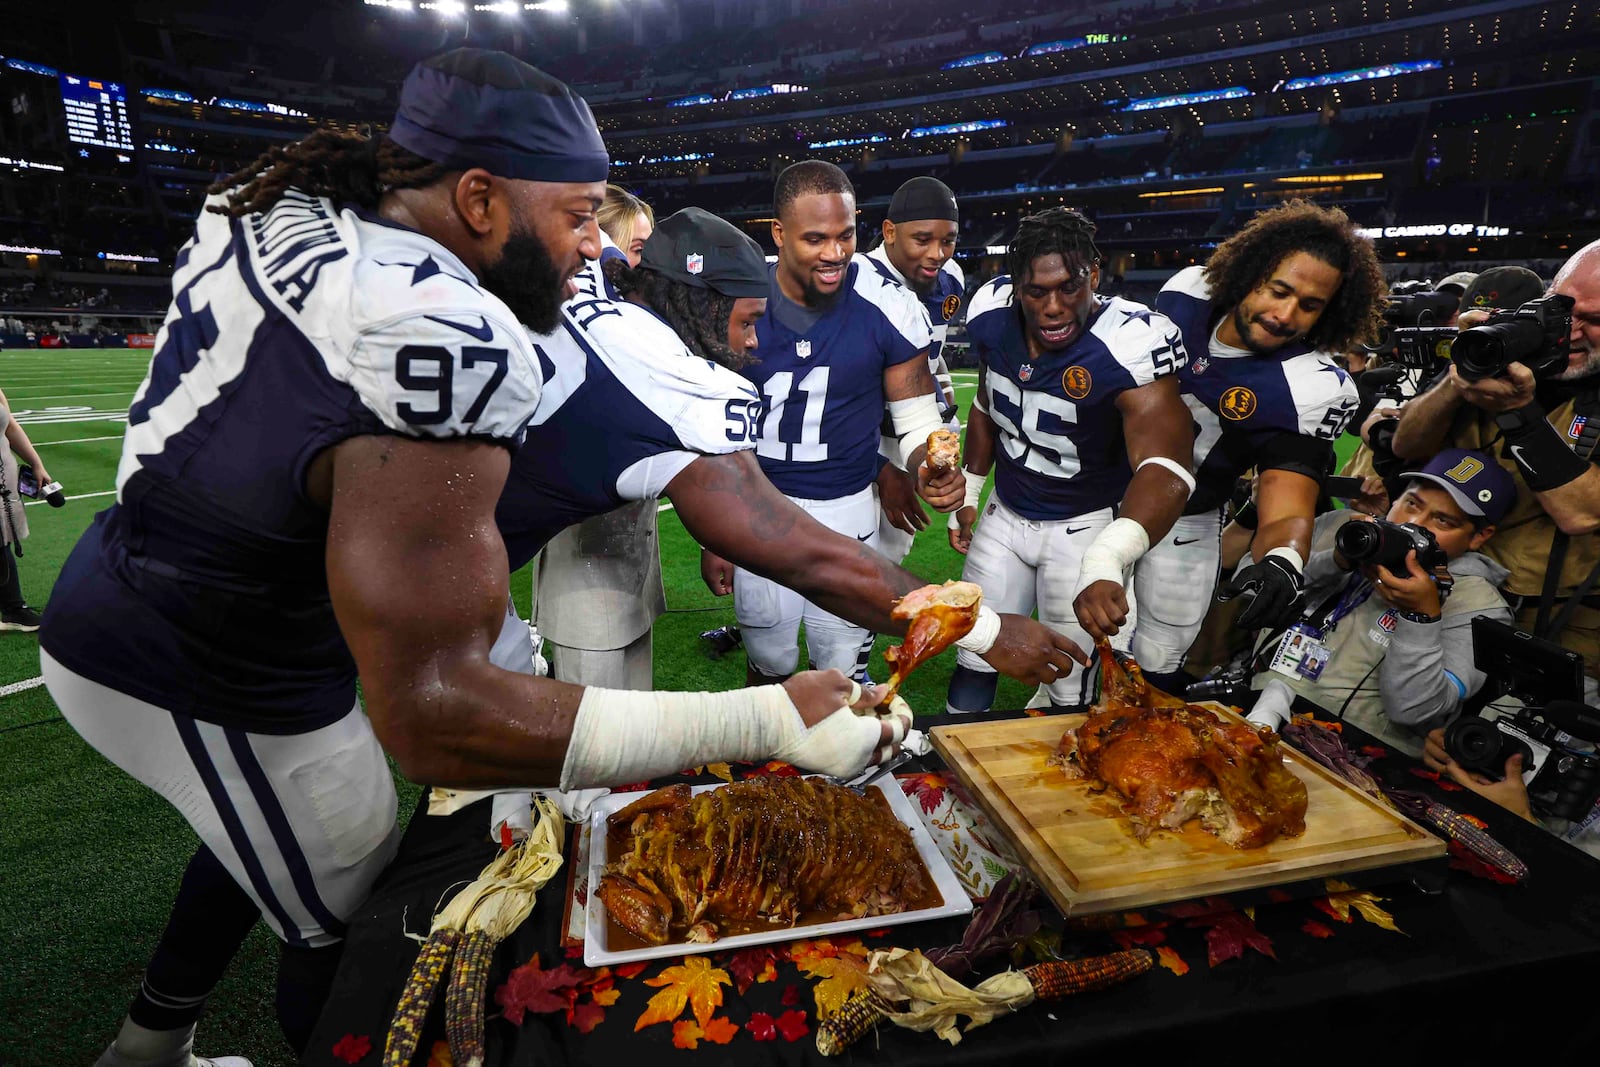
xmin=1399 ymin=447 xmax=1518 ymax=526
xmin=388 ymin=48 xmax=609 ymax=183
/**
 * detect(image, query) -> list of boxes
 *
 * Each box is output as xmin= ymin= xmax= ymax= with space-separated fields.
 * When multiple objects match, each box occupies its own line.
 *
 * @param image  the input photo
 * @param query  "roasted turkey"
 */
xmin=596 ymin=777 xmax=933 ymax=945
xmin=880 ymin=580 xmax=983 ymax=704
xmin=925 ymin=428 xmax=962 ymax=470
xmin=1056 ymin=643 xmax=1308 ymax=849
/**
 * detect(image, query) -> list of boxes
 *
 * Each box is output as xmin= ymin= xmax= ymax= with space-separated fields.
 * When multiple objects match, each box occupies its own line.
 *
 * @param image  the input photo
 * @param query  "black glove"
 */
xmin=1219 ymin=553 xmax=1305 ymax=631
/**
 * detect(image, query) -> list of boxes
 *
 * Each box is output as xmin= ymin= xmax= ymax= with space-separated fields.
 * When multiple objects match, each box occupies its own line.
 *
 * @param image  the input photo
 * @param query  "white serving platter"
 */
xmin=582 ymin=777 xmax=974 ymax=967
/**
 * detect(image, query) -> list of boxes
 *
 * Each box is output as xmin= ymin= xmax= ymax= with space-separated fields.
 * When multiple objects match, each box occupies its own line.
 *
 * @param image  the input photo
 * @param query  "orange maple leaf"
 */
xmin=672 ymin=1020 xmax=704 ymax=1050
xmin=591 ymin=985 xmax=621 ymax=1007
xmin=635 ymin=956 xmax=731 ymax=1031
xmin=795 ymin=955 xmax=872 ymax=1019
xmin=702 ymin=1017 xmax=739 ymax=1044
xmin=1156 ymin=946 xmax=1189 ymax=976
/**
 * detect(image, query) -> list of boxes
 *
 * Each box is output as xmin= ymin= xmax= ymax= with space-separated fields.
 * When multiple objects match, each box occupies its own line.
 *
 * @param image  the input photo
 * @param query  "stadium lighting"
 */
xmin=525 ymin=0 xmax=569 ymax=11
xmin=419 ymin=1 xmax=465 ymax=14
xmin=475 ymin=2 xmax=518 ymax=11
xmin=364 ymin=0 xmax=414 ymax=8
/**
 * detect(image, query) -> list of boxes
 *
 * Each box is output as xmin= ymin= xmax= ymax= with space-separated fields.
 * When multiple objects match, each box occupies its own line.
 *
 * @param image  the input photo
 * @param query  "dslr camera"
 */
xmin=1365 ymin=287 xmax=1460 ymax=370
xmin=1334 ymin=518 xmax=1449 ymax=575
xmin=1444 ymin=704 xmax=1600 ymax=822
xmin=1186 ymin=661 xmax=1254 ymax=706
xmin=1442 ymin=617 xmax=1600 ymax=821
xmin=1452 ymin=293 xmax=1573 ymax=382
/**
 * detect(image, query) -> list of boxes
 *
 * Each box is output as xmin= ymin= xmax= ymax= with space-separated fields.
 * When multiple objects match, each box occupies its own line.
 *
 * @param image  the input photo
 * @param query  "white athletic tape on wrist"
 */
xmin=948 ymin=469 xmax=987 ymax=531
xmin=1075 ymin=516 xmax=1151 ymax=592
xmin=559 ymin=685 xmax=909 ymax=789
xmin=1264 ymin=545 xmax=1306 ymax=574
xmin=954 ymin=604 xmax=1003 ymax=655
xmin=1136 ymin=455 xmax=1196 ymax=497
xmin=888 ymin=394 xmax=946 ymax=470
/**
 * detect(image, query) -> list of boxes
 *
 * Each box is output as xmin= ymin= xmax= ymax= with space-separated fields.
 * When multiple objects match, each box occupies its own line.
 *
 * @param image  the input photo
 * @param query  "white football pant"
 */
xmin=1130 ymin=506 xmax=1225 ymax=674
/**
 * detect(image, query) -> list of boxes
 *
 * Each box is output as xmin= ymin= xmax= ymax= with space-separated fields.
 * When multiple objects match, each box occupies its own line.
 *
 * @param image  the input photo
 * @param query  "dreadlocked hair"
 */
xmin=602 ymin=258 xmax=751 ymax=371
xmin=1007 ymin=207 xmax=1101 ymax=286
xmin=205 ymin=130 xmax=452 ymax=218
xmin=1202 ymin=198 xmax=1386 ymax=353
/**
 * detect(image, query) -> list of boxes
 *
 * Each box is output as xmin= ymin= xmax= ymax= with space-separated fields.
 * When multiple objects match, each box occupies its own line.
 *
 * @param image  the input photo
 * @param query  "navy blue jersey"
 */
xmin=969 ymin=277 xmax=1186 ymax=521
xmin=41 ymin=190 xmax=541 ymax=732
xmin=1157 ymin=266 xmax=1360 ymax=514
xmin=863 ymin=246 xmax=965 ymax=365
xmin=749 ymin=260 xmax=930 ymax=498
xmin=497 ymin=262 xmax=758 ymax=571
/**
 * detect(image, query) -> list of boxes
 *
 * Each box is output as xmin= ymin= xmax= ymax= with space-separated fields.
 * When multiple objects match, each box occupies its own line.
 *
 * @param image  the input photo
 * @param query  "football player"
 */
xmin=946 ymin=207 xmax=1197 ymax=712
xmin=39 ymin=53 xmax=902 ymax=1067
xmin=716 ymin=161 xmax=964 ymax=685
xmin=864 ymin=176 xmax=967 ymax=562
xmin=496 ymin=207 xmax=1085 ymax=694
xmin=1132 ymin=200 xmax=1383 ymax=691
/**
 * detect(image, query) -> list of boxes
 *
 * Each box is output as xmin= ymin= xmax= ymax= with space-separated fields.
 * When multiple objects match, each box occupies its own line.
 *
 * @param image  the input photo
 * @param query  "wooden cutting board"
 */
xmin=930 ymin=708 xmax=1445 ymax=917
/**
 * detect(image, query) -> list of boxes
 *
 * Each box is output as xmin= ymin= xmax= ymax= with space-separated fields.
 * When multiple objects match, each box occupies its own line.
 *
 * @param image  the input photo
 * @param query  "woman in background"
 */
xmin=0 ymin=385 xmax=52 ymax=631
xmin=533 ymin=185 xmax=664 ymax=688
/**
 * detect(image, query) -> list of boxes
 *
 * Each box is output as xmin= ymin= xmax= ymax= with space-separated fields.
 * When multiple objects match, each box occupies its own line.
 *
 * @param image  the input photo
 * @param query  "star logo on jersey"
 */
xmin=1316 ymin=359 xmax=1351 ymax=386
xmin=1062 ymin=365 xmax=1093 ymax=400
xmin=1220 ymin=386 xmax=1257 ymax=421
xmin=1571 ymin=414 xmax=1588 ymax=440
xmin=1121 ymin=307 xmax=1152 ymax=324
xmin=1192 ymin=355 xmax=1210 ymax=375
xmin=1018 ymin=363 xmax=1034 ymax=382
xmin=942 ymin=294 xmax=961 ymax=321
xmin=686 ymin=252 xmax=704 ymax=275
xmin=796 ymin=340 xmax=812 ymax=360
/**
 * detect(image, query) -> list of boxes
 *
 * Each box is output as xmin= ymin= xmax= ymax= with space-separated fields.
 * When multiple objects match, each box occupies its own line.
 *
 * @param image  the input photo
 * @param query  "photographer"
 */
xmin=1392 ymin=244 xmax=1600 ymax=699
xmin=1421 ymin=728 xmax=1600 ymax=859
xmin=1245 ymin=448 xmax=1516 ymax=757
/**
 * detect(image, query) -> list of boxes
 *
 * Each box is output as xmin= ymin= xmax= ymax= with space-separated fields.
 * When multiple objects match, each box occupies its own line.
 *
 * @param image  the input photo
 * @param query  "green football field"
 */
xmin=0 ymin=348 xmax=1027 ymax=1066
xmin=1 ymin=347 xmax=1361 ymax=1065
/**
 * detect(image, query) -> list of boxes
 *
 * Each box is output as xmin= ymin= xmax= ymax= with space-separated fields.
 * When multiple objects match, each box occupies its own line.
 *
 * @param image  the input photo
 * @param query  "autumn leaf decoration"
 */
xmin=331 ymin=1033 xmax=372 ymax=1064
xmin=1315 ymin=879 xmax=1405 ymax=935
xmin=634 ymin=955 xmax=731 ymax=1031
xmin=671 ymin=1016 xmax=740 ymax=1049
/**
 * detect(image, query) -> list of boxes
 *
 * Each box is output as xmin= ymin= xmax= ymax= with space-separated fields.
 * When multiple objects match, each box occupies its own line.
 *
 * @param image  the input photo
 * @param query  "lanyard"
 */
xmin=1311 ymin=573 xmax=1374 ymax=634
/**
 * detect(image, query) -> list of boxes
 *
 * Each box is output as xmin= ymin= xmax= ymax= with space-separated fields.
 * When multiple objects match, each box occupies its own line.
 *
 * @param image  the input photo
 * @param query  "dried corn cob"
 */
xmin=442 ymin=796 xmax=566 ymax=1067
xmin=1421 ymin=800 xmax=1529 ymax=881
xmin=816 ymin=986 xmax=893 ymax=1056
xmin=384 ymin=926 xmax=462 ymax=1067
xmin=1021 ymin=948 xmax=1154 ymax=999
xmin=444 ymin=929 xmax=496 ymax=1067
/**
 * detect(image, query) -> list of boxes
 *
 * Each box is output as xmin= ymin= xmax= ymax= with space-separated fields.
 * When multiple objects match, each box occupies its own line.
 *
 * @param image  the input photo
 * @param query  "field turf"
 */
xmin=1 ymin=347 xmax=1360 ymax=1065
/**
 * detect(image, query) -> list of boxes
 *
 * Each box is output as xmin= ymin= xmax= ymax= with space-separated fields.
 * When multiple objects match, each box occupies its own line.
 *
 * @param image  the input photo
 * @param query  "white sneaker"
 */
xmin=95 ymin=1040 xmax=252 ymax=1067
xmin=194 ymin=1058 xmax=252 ymax=1067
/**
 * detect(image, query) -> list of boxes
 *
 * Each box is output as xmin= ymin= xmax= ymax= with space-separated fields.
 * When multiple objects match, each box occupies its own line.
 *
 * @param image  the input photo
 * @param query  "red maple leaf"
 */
xmin=725 ymin=946 xmax=780 ymax=995
xmin=495 ymin=954 xmax=590 ymax=1024
xmin=1446 ymin=840 xmax=1520 ymax=885
xmin=780 ymin=984 xmax=801 ymax=1007
xmin=331 ymin=1033 xmax=371 ymax=1064
xmin=902 ymin=772 xmax=949 ymax=815
xmin=568 ymin=998 xmax=607 ymax=1034
xmin=615 ymin=961 xmax=650 ymax=980
xmin=775 ymin=1009 xmax=810 ymax=1042
xmin=1198 ymin=911 xmax=1276 ymax=967
xmin=1436 ymin=778 xmax=1465 ymax=792
xmin=747 ymin=1012 xmax=778 ymax=1042
xmin=1301 ymin=920 xmax=1336 ymax=939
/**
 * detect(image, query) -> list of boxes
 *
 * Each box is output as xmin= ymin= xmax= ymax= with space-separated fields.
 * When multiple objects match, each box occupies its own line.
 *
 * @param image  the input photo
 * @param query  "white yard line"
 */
xmin=24 ymin=488 xmax=115 ymax=506
xmin=4 ymin=391 xmax=137 ymax=403
xmin=30 ymin=433 xmax=123 ymax=446
xmin=0 ymin=676 xmax=46 ymax=698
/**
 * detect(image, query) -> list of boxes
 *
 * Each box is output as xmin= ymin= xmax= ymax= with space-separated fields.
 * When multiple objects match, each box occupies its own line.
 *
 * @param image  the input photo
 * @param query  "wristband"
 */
xmin=1135 ymin=455 xmax=1196 ymax=497
xmin=1264 ymin=545 xmax=1305 ymax=574
xmin=954 ymin=604 xmax=1002 ymax=655
xmin=1495 ymin=403 xmax=1591 ymax=491
xmin=948 ymin=469 xmax=988 ymax=532
xmin=1232 ymin=499 xmax=1259 ymax=530
xmin=1398 ymin=610 xmax=1442 ymax=624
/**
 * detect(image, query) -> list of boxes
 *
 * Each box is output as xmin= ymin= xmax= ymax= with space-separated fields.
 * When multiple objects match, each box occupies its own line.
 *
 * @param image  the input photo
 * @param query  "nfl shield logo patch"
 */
xmin=1192 ymin=355 xmax=1210 ymax=375
xmin=1377 ymin=610 xmax=1397 ymax=633
xmin=686 ymin=253 xmax=704 ymax=275
xmin=796 ymin=340 xmax=812 ymax=359
xmin=1019 ymin=363 xmax=1034 ymax=381
xmin=1571 ymin=414 xmax=1587 ymax=440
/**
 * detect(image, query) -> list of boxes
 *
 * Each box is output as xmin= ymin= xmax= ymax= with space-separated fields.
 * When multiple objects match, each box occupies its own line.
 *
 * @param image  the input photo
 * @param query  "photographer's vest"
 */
xmin=1265 ymin=569 xmax=1509 ymax=756
xmin=1455 ymin=394 xmax=1600 ymax=599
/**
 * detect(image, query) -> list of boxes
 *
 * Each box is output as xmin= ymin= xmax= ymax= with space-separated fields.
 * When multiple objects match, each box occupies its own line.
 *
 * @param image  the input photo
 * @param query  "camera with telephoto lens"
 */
xmin=1334 ymin=518 xmax=1448 ymax=575
xmin=1452 ymin=293 xmax=1573 ymax=382
xmin=1365 ymin=288 xmax=1461 ymax=367
xmin=1186 ymin=661 xmax=1254 ymax=706
xmin=1443 ymin=703 xmax=1600 ymax=822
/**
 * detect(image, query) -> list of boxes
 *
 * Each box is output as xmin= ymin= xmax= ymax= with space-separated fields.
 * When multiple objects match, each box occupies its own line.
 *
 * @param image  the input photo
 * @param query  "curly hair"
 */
xmin=1006 ymin=207 xmax=1101 ymax=286
xmin=206 ymin=129 xmax=452 ymax=217
xmin=1202 ymin=199 xmax=1386 ymax=353
xmin=603 ymin=258 xmax=750 ymax=371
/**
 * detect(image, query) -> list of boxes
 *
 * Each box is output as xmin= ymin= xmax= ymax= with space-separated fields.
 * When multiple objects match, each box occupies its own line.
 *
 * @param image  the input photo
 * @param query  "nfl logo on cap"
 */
xmin=686 ymin=252 xmax=704 ymax=275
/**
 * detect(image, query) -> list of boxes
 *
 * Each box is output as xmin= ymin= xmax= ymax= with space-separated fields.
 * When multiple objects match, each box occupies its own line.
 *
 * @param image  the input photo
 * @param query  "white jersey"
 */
xmin=496 ymin=257 xmax=759 ymax=571
xmin=44 ymin=189 xmax=542 ymax=731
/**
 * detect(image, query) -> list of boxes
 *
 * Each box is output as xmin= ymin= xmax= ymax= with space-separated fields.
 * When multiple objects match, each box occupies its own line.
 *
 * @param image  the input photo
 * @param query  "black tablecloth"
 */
xmin=303 ymin=711 xmax=1600 ymax=1067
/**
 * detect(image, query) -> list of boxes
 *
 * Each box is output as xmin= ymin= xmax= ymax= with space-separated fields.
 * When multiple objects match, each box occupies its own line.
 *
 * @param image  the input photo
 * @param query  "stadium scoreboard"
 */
xmin=59 ymin=73 xmax=133 ymax=151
